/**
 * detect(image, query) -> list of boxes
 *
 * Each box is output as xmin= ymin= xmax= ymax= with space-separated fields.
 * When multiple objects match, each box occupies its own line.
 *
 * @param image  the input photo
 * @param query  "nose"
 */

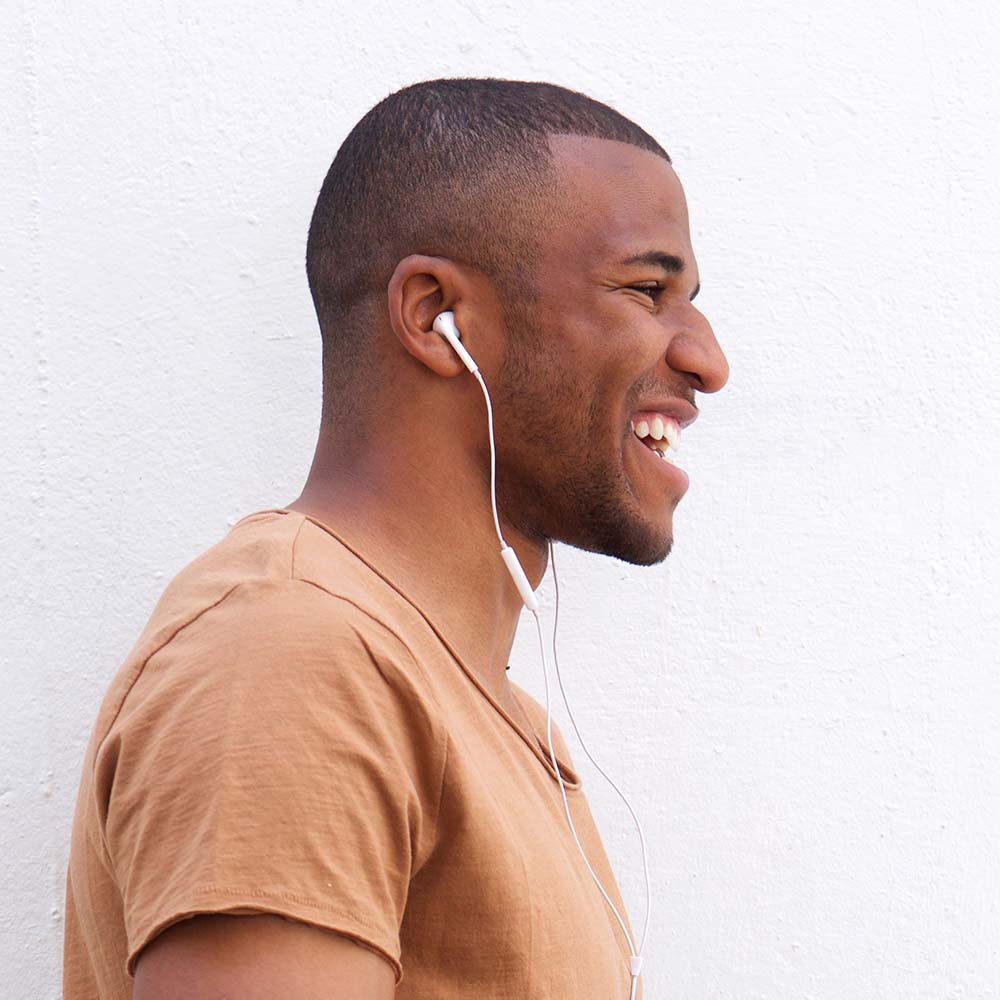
xmin=664 ymin=305 xmax=729 ymax=394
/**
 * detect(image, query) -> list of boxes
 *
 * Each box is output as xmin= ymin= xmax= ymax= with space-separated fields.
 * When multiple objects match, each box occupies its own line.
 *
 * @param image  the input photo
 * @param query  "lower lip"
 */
xmin=629 ymin=433 xmax=690 ymax=492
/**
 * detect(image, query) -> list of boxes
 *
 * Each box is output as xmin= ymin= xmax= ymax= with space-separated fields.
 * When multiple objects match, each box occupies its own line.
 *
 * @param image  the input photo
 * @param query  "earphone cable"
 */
xmin=473 ymin=369 xmax=504 ymax=545
xmin=549 ymin=541 xmax=652 ymax=958
xmin=532 ymin=611 xmax=638 ymax=976
xmin=470 ymin=347 xmax=645 ymax=999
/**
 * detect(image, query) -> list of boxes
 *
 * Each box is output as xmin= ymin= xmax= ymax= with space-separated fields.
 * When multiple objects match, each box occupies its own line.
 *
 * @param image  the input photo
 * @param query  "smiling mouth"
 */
xmin=629 ymin=413 xmax=681 ymax=464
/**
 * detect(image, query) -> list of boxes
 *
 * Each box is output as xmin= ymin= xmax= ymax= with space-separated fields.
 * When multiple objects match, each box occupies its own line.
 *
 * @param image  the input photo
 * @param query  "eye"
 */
xmin=627 ymin=283 xmax=662 ymax=302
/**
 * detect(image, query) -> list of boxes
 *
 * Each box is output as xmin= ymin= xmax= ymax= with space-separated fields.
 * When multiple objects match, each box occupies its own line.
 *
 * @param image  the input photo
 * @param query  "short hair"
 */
xmin=305 ymin=77 xmax=670 ymax=424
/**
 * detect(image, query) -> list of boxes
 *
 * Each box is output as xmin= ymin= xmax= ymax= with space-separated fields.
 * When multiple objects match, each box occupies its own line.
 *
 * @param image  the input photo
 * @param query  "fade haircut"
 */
xmin=305 ymin=77 xmax=671 ymax=425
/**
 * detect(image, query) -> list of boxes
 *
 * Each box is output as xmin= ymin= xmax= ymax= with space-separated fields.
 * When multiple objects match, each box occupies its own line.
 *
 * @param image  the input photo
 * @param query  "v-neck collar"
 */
xmin=235 ymin=507 xmax=582 ymax=790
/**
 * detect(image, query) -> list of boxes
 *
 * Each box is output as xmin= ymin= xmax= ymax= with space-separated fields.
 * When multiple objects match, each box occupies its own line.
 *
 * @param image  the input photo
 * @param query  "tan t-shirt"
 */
xmin=64 ymin=508 xmax=642 ymax=998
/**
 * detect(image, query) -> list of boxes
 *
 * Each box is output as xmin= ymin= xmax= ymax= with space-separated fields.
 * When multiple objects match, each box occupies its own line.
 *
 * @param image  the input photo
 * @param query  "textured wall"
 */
xmin=4 ymin=1 xmax=999 ymax=996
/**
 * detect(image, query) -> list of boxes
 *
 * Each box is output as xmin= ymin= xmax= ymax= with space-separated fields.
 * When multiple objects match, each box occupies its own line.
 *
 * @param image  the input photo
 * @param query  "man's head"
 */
xmin=306 ymin=78 xmax=671 ymax=417
xmin=305 ymin=77 xmax=728 ymax=565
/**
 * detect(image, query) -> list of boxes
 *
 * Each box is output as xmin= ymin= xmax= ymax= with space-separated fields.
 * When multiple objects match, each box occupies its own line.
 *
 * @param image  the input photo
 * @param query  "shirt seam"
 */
xmin=289 ymin=509 xmax=307 ymax=579
xmin=94 ymin=583 xmax=243 ymax=759
xmin=189 ymin=885 xmax=388 ymax=930
xmin=92 ymin=582 xmax=245 ymax=863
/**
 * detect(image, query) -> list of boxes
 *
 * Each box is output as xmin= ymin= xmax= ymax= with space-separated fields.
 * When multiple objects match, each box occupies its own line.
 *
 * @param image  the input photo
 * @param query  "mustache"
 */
xmin=627 ymin=380 xmax=695 ymax=410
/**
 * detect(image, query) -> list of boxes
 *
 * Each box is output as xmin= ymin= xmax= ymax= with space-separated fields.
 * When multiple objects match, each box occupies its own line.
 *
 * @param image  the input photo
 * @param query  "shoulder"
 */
xmin=96 ymin=575 xmax=449 ymax=865
xmin=94 ymin=509 xmax=447 ymax=774
xmin=100 ymin=577 xmax=447 ymax=780
xmin=132 ymin=577 xmax=422 ymax=696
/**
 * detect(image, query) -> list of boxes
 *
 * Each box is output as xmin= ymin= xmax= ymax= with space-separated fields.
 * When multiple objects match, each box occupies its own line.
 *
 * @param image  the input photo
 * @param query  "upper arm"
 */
xmin=132 ymin=913 xmax=396 ymax=1000
xmin=98 ymin=581 xmax=446 ymax=991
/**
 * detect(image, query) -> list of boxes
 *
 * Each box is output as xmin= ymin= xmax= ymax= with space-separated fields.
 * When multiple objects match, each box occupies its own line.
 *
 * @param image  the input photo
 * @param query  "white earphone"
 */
xmin=433 ymin=310 xmax=539 ymax=611
xmin=432 ymin=309 xmax=480 ymax=375
xmin=433 ymin=310 xmax=649 ymax=1000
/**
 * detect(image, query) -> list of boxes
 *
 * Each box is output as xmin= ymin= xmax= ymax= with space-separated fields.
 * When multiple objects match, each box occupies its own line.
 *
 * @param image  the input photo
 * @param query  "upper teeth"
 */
xmin=631 ymin=414 xmax=681 ymax=451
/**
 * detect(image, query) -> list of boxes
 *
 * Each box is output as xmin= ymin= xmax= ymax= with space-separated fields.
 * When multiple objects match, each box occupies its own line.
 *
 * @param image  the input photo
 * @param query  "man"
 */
xmin=64 ymin=77 xmax=728 ymax=999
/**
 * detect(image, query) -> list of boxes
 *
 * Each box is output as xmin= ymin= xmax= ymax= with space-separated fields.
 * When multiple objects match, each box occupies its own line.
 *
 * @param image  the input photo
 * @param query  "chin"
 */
xmin=612 ymin=533 xmax=673 ymax=566
xmin=503 ymin=451 xmax=679 ymax=565
xmin=577 ymin=513 xmax=675 ymax=566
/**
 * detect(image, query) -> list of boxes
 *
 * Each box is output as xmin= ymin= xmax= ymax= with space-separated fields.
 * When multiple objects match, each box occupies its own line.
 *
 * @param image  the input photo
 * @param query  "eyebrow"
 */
xmin=619 ymin=250 xmax=700 ymax=301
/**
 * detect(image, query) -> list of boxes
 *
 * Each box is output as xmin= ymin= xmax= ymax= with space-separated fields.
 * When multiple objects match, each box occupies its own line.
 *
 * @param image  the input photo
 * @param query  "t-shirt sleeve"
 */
xmin=94 ymin=579 xmax=447 ymax=986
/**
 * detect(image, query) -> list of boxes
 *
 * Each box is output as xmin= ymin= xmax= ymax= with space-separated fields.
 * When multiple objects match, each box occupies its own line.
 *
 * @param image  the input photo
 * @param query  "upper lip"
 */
xmin=631 ymin=398 xmax=699 ymax=430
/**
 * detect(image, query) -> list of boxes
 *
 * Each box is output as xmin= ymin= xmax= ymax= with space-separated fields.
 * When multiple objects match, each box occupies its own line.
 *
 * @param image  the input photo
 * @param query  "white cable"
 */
xmin=469 ymin=349 xmax=646 ymax=998
xmin=532 ymin=607 xmax=645 ymax=999
xmin=549 ymin=541 xmax=653 ymax=955
xmin=549 ymin=543 xmax=652 ymax=996
xmin=472 ymin=369 xmax=504 ymax=546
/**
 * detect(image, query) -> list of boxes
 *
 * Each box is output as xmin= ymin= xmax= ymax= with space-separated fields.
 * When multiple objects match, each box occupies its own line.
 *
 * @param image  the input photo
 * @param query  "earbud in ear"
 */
xmin=433 ymin=311 xmax=480 ymax=374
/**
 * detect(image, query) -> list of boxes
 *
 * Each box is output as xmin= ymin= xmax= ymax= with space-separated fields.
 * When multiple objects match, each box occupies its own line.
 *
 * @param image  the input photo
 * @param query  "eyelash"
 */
xmin=628 ymin=284 xmax=663 ymax=301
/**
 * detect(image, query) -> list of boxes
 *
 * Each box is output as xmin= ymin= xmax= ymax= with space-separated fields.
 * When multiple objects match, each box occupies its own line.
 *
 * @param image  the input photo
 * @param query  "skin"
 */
xmin=486 ymin=134 xmax=726 ymax=567
xmin=132 ymin=132 xmax=728 ymax=997
xmin=132 ymin=913 xmax=396 ymax=999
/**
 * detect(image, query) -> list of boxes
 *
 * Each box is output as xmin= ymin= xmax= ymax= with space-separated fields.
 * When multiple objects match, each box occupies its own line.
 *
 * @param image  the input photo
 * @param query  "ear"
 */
xmin=387 ymin=254 xmax=472 ymax=378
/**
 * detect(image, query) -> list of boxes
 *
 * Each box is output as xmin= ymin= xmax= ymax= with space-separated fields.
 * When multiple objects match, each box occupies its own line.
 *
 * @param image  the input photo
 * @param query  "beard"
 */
xmin=486 ymin=298 xmax=674 ymax=567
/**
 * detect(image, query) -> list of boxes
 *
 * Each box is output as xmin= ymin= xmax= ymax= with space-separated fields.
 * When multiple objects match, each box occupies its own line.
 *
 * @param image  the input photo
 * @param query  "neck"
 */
xmin=284 ymin=423 xmax=547 ymax=703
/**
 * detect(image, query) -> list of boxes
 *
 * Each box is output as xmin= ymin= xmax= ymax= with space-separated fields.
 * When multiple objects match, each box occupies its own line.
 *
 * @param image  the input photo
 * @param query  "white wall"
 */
xmin=4 ymin=1 xmax=999 ymax=996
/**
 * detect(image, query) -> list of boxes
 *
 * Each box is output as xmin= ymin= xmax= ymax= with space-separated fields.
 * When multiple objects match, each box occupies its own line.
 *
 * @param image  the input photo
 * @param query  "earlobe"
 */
xmin=387 ymin=255 xmax=469 ymax=378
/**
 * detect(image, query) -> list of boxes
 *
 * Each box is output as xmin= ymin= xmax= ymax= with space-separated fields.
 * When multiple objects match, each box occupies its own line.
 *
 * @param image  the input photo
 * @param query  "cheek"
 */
xmin=584 ymin=318 xmax=654 ymax=403
xmin=503 ymin=297 xmax=655 ymax=432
